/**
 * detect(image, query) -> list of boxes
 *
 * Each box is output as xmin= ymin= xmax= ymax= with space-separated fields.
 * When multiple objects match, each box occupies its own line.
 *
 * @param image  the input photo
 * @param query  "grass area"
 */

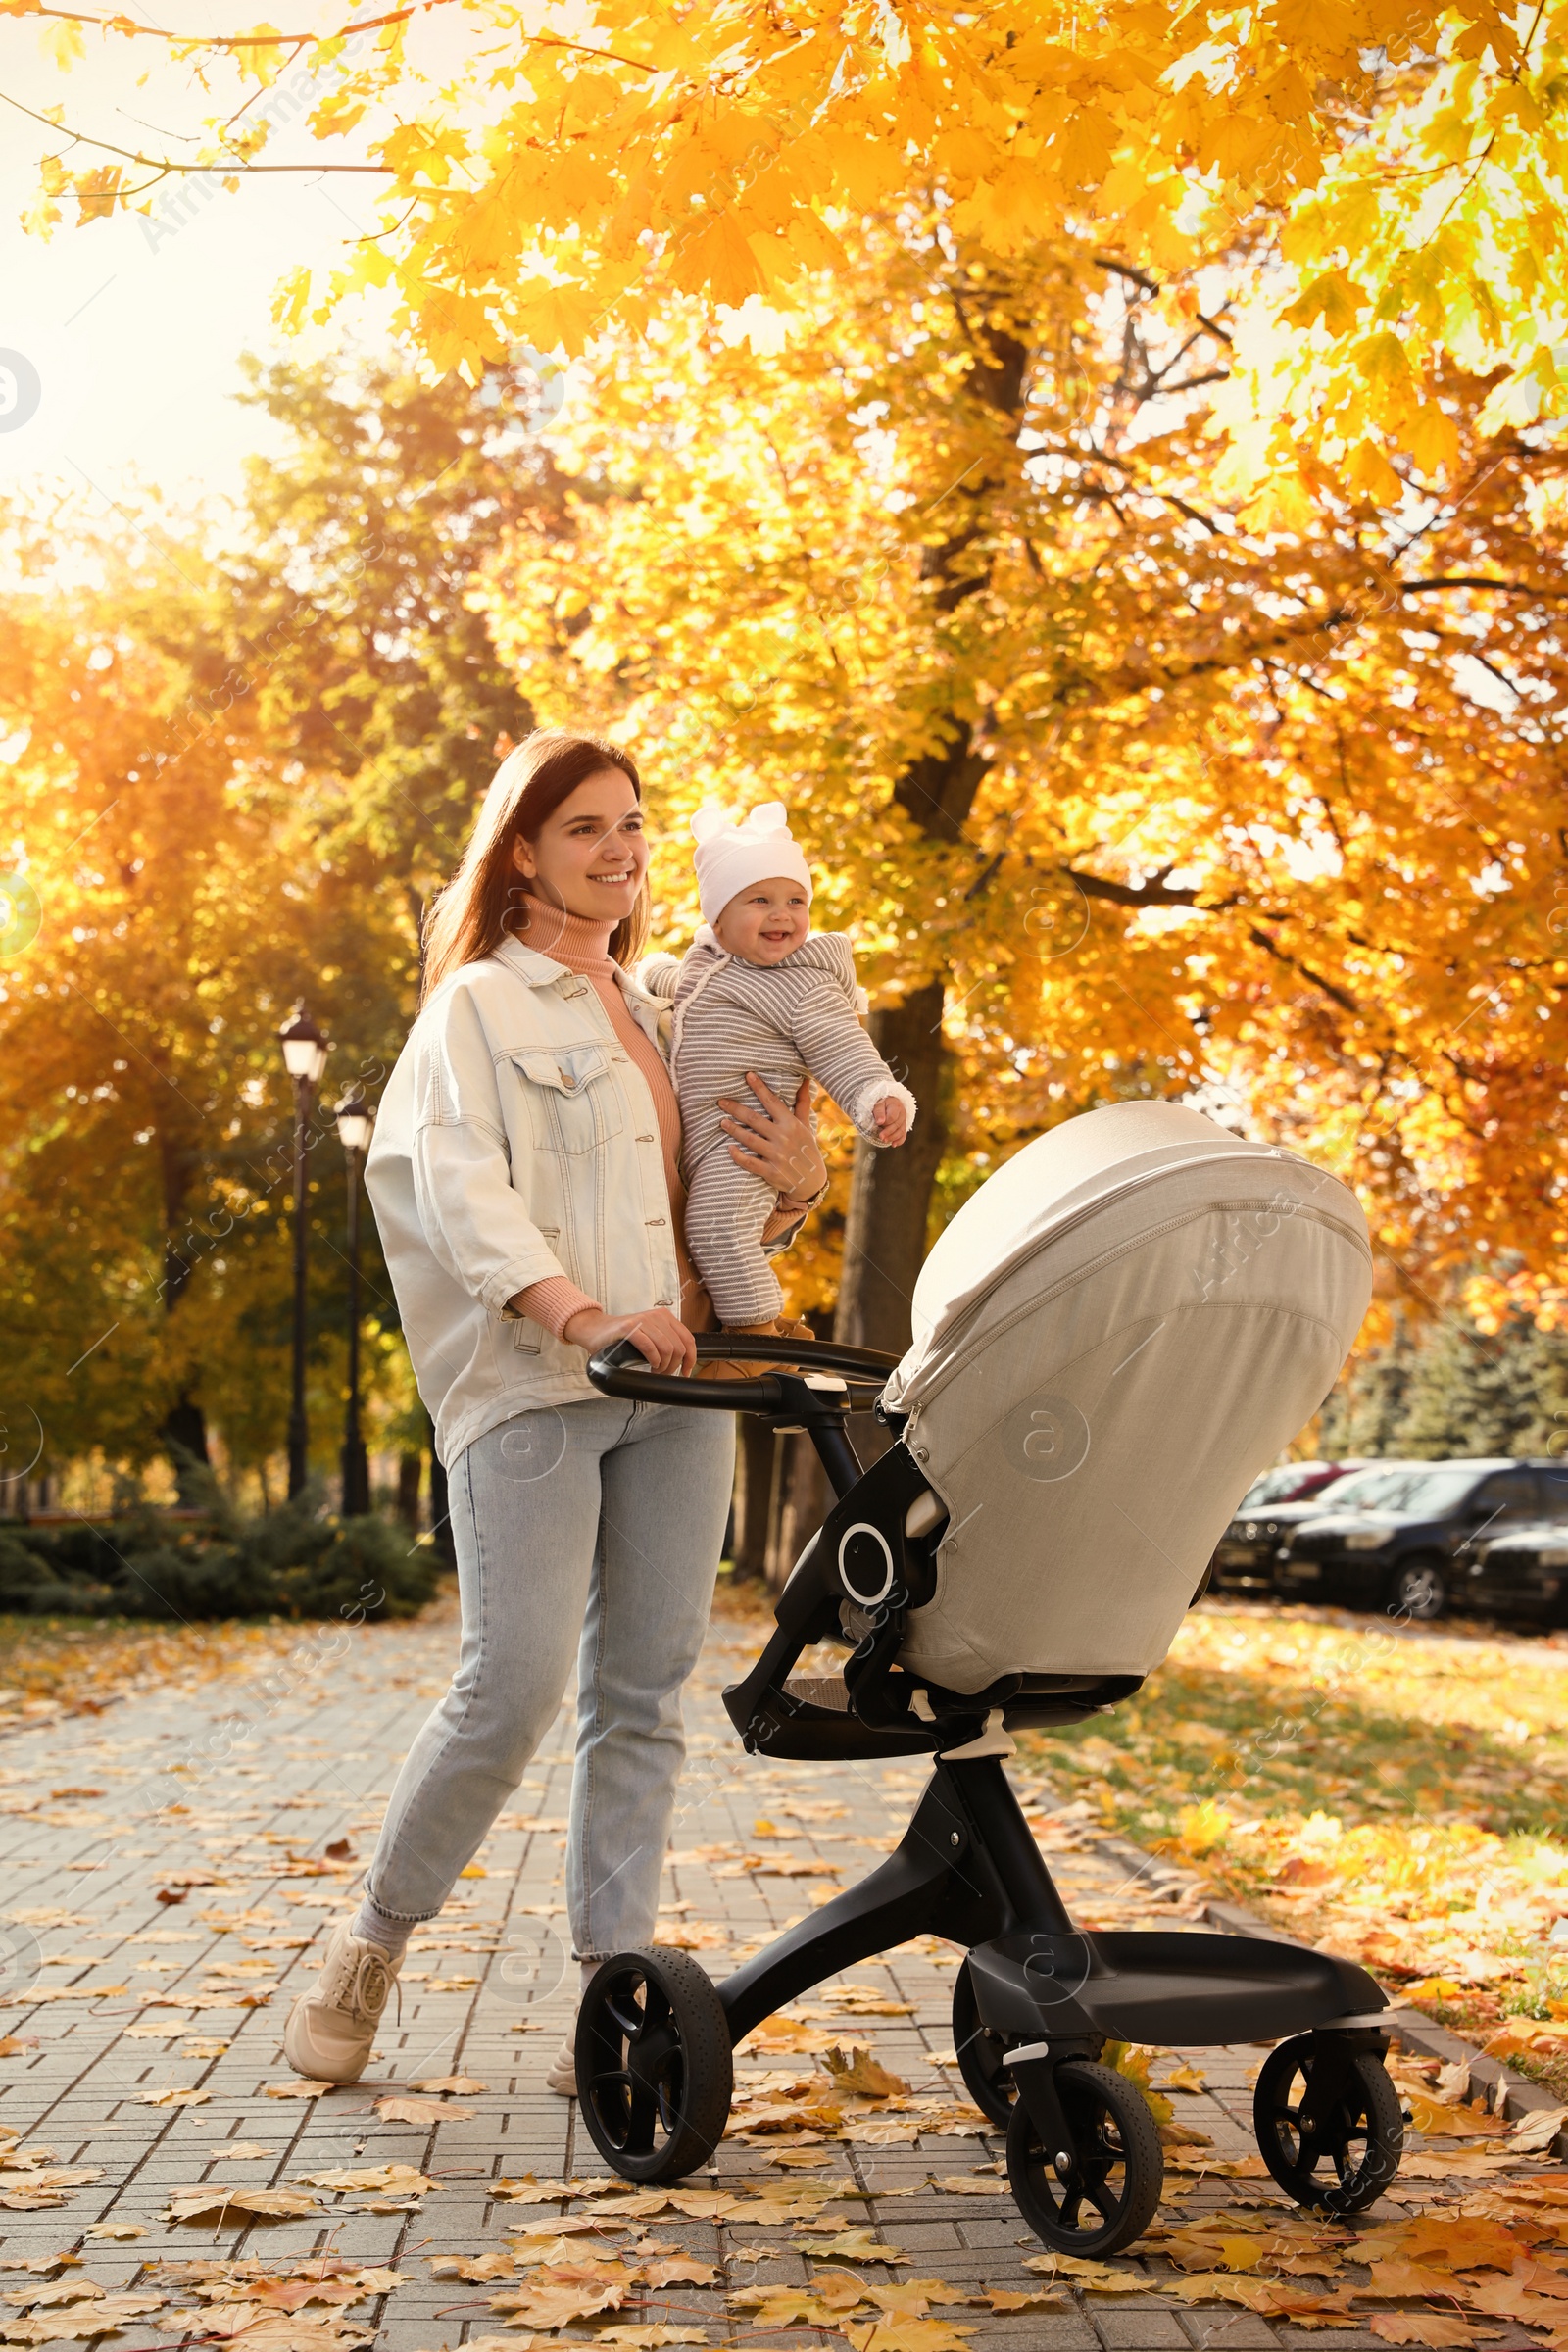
xmin=1019 ymin=1600 xmax=1568 ymax=2050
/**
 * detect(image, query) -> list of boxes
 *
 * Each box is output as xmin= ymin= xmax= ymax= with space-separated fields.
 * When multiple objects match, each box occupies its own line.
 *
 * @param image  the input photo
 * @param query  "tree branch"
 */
xmin=1247 ymin=924 xmax=1359 ymax=1013
xmin=0 ymin=0 xmax=656 ymax=69
xmin=0 ymin=87 xmax=394 ymax=171
xmin=1062 ymin=862 xmax=1205 ymax=908
xmin=1400 ymin=575 xmax=1568 ymax=599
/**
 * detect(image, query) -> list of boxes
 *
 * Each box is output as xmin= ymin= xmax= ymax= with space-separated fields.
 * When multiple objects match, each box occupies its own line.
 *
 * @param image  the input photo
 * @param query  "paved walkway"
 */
xmin=0 ymin=1591 xmax=1552 ymax=2351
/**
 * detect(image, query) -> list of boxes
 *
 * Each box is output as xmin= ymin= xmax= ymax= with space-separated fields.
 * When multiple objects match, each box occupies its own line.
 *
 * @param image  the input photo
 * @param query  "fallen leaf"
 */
xmin=409 ymin=2074 xmax=487 ymax=2093
xmin=373 ymin=2095 xmax=466 ymax=2125
xmin=1369 ymin=2317 xmax=1477 ymax=2347
xmin=1164 ymin=2231 xmax=1266 ymax=2274
xmin=83 ymin=2224 xmax=144 ymax=2241
xmin=3 ymin=2283 xmax=103 ymax=2310
xmin=430 ymin=2252 xmax=515 ymax=2281
xmin=490 ymin=2260 xmax=634 ymax=2327
xmin=729 ymin=2286 xmax=868 ymax=2326
xmin=263 ymin=2079 xmax=333 ymax=2099
xmin=1464 ymin=2275 xmax=1568 ymax=2327
xmin=296 ymin=2163 xmax=433 ymax=2194
xmin=928 ymin=2175 xmax=1008 ymax=2195
xmin=1513 ymin=2107 xmax=1567 ymax=2153
xmin=1357 ymin=2217 xmax=1528 ymax=2271
xmin=741 ymin=2019 xmax=840 ymax=2055
xmin=1167 ymin=2276 xmax=1349 ymax=2318
xmin=137 ymin=2084 xmax=211 ymax=2108
xmin=840 ymin=2323 xmax=976 ymax=2352
xmin=820 ymin=2045 xmax=912 ymax=2100
xmin=1161 ymin=2064 xmax=1208 ymax=2092
xmin=1023 ymin=2254 xmax=1148 ymax=2293
xmin=596 ymin=2332 xmax=710 ymax=2349
xmin=793 ymin=2230 xmax=904 ymax=2261
xmin=164 ymin=2186 xmax=318 ymax=2223
xmin=642 ymin=2257 xmax=718 ymax=2287
xmin=1407 ymin=2094 xmax=1509 ymax=2140
xmin=982 ymin=2290 xmax=1070 ymax=2312
xmin=1364 ymin=2262 xmax=1476 ymax=2300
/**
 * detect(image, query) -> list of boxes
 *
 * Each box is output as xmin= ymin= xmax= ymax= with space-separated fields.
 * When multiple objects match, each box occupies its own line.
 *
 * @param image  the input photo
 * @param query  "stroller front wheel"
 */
xmin=1006 ymin=2058 xmax=1164 ymax=2257
xmin=1253 ymin=2034 xmax=1402 ymax=2213
xmin=953 ymin=1957 xmax=1017 ymax=2129
xmin=574 ymin=1946 xmax=733 ymax=2182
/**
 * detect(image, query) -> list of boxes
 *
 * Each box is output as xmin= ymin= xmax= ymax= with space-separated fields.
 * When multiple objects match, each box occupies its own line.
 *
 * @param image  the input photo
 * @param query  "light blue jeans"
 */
xmin=366 ymin=1396 xmax=734 ymax=1961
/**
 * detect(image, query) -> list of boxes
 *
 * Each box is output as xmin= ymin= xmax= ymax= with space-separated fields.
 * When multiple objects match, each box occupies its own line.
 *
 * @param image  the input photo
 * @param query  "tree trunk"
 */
xmin=396 ymin=1449 xmax=422 ymax=1533
xmin=766 ymin=1433 xmax=831 ymax=1591
xmin=827 ymin=300 xmax=1029 ymax=1371
xmin=834 ymin=979 xmax=951 ymax=1360
xmin=158 ymin=1395 xmax=212 ymax=1505
xmin=426 ymin=1408 xmax=456 ymax=1567
xmin=157 ymin=1122 xmax=212 ymax=1496
xmin=733 ymin=1414 xmax=776 ymax=1581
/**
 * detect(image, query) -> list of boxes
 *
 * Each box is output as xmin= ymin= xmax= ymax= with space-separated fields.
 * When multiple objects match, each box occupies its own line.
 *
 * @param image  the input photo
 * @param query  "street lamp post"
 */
xmin=333 ymin=1084 xmax=374 ymax=1519
xmin=277 ymin=1003 xmax=329 ymax=1500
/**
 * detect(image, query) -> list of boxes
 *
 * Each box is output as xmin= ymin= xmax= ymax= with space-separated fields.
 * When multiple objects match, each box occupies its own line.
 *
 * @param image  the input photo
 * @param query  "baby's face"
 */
xmin=713 ymin=876 xmax=810 ymax=965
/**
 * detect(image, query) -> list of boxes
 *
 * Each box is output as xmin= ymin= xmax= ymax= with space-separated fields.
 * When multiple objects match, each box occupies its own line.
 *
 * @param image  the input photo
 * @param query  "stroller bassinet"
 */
xmin=578 ymin=1101 xmax=1400 ymax=2252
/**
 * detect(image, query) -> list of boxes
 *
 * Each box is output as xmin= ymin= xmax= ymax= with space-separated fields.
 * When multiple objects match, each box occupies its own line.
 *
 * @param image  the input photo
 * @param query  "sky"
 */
xmin=0 ymin=10 xmax=408 ymax=514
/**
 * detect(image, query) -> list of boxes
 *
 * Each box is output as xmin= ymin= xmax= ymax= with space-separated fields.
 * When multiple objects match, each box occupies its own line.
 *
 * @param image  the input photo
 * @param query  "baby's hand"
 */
xmin=873 ymin=1096 xmax=907 ymax=1148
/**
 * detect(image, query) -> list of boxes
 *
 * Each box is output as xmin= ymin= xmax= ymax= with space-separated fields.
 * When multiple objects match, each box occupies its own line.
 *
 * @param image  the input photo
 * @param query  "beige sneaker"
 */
xmin=281 ymin=1920 xmax=401 ymax=2085
xmin=546 ymin=2035 xmax=576 ymax=2097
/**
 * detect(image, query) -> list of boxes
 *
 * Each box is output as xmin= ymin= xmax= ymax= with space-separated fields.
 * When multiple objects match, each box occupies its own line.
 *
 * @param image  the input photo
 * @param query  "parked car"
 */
xmin=1275 ymin=1459 xmax=1568 ymax=1620
xmin=1462 ymin=1518 xmax=1568 ymax=1622
xmin=1208 ymin=1462 xmax=1393 ymax=1595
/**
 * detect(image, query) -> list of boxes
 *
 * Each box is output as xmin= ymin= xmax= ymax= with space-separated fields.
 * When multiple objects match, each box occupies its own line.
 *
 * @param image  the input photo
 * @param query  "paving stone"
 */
xmin=1094 ymin=2314 xmax=1192 ymax=2349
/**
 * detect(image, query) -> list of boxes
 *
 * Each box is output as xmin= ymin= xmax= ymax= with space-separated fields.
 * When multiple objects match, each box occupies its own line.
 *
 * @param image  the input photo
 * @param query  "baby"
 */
xmin=639 ymin=803 xmax=916 ymax=1371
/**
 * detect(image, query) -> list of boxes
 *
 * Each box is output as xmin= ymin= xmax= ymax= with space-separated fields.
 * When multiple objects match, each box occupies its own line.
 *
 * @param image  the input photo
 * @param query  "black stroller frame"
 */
xmin=575 ymin=1335 xmax=1403 ymax=2255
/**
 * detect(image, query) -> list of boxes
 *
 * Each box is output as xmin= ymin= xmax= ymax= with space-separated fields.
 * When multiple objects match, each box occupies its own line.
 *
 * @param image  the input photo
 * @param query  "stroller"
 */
xmin=578 ymin=1101 xmax=1401 ymax=2253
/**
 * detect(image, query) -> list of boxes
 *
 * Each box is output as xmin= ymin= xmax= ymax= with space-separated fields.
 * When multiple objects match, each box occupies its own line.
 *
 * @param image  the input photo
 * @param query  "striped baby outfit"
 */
xmin=639 ymin=927 xmax=917 ymax=1326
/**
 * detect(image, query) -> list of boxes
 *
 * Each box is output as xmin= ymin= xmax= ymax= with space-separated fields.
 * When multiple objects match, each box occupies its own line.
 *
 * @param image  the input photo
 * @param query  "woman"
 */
xmin=281 ymin=730 xmax=826 ymax=2091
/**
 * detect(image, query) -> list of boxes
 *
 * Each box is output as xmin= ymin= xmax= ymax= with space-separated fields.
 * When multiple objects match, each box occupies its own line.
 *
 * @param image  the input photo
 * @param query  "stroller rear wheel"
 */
xmin=574 ymin=1946 xmax=733 ymax=2182
xmin=1006 ymin=2058 xmax=1164 ymax=2257
xmin=1253 ymin=2034 xmax=1402 ymax=2213
xmin=953 ymin=1957 xmax=1017 ymax=2129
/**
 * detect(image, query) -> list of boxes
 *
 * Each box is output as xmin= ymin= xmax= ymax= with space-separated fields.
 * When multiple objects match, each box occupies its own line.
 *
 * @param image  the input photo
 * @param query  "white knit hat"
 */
xmin=691 ymin=802 xmax=813 ymax=928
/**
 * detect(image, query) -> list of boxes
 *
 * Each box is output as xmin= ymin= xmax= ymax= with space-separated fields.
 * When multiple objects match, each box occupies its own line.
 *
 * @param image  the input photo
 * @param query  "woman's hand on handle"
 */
xmin=718 ymin=1075 xmax=827 ymax=1208
xmin=561 ymin=1304 xmax=697 ymax=1377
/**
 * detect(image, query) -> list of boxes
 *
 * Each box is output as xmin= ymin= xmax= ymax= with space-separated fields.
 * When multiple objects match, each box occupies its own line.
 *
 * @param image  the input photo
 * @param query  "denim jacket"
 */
xmin=366 ymin=937 xmax=686 ymax=1466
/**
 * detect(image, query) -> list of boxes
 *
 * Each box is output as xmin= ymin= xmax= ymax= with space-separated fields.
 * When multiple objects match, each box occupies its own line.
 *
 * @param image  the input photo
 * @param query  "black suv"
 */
xmin=1465 ymin=1515 xmax=1568 ymax=1622
xmin=1276 ymin=1459 xmax=1568 ymax=1620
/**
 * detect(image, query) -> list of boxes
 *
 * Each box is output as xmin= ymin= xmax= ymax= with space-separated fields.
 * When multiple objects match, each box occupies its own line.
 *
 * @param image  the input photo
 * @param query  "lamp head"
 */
xmin=334 ymin=1084 xmax=374 ymax=1157
xmin=278 ymin=1001 xmax=329 ymax=1087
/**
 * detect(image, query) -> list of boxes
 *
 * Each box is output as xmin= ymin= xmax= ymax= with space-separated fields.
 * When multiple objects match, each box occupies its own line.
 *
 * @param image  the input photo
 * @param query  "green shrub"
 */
xmin=0 ymin=1471 xmax=439 ymax=1622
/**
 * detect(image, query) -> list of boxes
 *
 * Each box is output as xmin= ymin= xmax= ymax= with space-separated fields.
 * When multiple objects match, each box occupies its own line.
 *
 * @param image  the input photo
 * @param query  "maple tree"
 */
xmin=0 ymin=497 xmax=410 ymax=1489
xmin=471 ymin=210 xmax=1568 ymax=1349
xmin=0 ymin=356 xmax=567 ymax=1494
xmin=8 ymin=0 xmax=1568 ymax=485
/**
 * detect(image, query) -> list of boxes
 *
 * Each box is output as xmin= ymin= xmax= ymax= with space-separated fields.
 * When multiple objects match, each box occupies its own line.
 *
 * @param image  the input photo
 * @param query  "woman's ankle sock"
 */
xmin=352 ymin=1896 xmax=413 ymax=1959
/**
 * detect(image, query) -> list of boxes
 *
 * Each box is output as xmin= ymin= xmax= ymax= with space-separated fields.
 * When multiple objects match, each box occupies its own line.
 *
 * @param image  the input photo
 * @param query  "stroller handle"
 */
xmin=586 ymin=1332 xmax=899 ymax=1413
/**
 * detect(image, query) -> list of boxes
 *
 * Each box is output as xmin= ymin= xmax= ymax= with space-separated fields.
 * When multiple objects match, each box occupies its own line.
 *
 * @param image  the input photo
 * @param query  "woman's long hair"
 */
xmin=419 ymin=730 xmax=648 ymax=1003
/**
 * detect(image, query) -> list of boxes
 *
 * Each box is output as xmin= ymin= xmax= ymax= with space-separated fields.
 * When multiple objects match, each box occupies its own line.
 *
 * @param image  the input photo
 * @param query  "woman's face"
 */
xmin=511 ymin=768 xmax=649 ymax=926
